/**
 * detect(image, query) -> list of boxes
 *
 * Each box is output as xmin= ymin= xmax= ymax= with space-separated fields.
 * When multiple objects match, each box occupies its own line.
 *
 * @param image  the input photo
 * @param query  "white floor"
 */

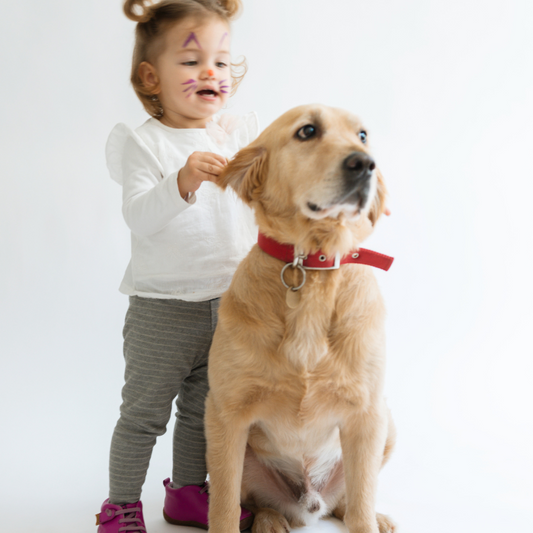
xmin=5 ymin=489 xmax=530 ymax=533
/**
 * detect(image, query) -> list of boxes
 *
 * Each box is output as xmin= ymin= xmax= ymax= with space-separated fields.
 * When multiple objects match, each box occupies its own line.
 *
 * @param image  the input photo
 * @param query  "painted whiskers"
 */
xmin=219 ymin=80 xmax=229 ymax=94
xmin=182 ymin=79 xmax=198 ymax=98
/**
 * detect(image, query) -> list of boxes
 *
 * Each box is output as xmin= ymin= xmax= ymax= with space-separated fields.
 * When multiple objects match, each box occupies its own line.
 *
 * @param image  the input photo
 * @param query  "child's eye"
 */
xmin=182 ymin=61 xmax=197 ymax=66
xmin=216 ymin=62 xmax=227 ymax=68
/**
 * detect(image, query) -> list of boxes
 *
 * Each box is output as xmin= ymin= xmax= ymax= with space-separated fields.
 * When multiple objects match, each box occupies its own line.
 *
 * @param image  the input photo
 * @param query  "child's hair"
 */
xmin=124 ymin=0 xmax=246 ymax=117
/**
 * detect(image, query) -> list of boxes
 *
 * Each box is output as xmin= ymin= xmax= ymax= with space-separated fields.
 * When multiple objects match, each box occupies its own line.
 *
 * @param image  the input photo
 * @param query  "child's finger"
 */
xmin=188 ymin=152 xmax=225 ymax=170
xmin=198 ymin=162 xmax=224 ymax=178
xmin=204 ymin=152 xmax=228 ymax=166
xmin=195 ymin=156 xmax=224 ymax=173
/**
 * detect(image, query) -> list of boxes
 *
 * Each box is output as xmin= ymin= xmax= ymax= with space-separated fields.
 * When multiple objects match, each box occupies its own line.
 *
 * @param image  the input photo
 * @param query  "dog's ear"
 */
xmin=367 ymin=168 xmax=388 ymax=226
xmin=218 ymin=145 xmax=268 ymax=204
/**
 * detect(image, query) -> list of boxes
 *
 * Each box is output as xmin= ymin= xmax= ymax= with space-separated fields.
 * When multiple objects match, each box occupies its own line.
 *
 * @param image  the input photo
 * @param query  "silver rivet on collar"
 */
xmin=319 ymin=255 xmax=327 ymax=262
xmin=352 ymin=253 xmax=359 ymax=259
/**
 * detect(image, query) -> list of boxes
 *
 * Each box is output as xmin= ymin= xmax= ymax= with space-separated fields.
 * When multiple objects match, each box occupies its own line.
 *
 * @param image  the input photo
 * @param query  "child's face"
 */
xmin=149 ymin=17 xmax=232 ymax=128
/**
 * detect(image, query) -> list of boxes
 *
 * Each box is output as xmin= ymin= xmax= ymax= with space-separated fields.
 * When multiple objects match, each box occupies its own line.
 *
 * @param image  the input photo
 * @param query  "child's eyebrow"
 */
xmin=182 ymin=32 xmax=202 ymax=49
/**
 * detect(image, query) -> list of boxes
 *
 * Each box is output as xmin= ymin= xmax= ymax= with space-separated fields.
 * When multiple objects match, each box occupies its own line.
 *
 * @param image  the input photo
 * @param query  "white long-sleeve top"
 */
xmin=106 ymin=113 xmax=259 ymax=301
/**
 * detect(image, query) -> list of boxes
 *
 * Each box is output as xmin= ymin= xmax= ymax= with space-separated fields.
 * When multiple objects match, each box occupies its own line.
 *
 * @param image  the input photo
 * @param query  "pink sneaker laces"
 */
xmin=109 ymin=505 xmax=146 ymax=532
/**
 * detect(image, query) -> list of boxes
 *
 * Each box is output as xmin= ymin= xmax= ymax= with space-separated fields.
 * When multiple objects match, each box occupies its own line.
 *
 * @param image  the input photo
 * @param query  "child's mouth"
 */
xmin=197 ymin=89 xmax=218 ymax=99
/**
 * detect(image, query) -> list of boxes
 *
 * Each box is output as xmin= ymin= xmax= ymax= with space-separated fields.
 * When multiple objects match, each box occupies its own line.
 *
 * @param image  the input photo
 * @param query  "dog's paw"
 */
xmin=377 ymin=512 xmax=396 ymax=533
xmin=252 ymin=508 xmax=291 ymax=533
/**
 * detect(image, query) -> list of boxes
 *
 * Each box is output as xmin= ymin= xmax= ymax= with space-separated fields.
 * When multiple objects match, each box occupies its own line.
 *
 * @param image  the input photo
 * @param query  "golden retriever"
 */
xmin=205 ymin=104 xmax=396 ymax=533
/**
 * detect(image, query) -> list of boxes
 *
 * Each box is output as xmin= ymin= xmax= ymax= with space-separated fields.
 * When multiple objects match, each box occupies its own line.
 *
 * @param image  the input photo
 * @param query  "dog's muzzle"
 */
xmin=339 ymin=151 xmax=376 ymax=207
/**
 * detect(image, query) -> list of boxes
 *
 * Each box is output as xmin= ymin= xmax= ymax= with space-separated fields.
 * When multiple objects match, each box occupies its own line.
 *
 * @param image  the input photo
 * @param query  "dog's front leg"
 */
xmin=340 ymin=405 xmax=388 ymax=533
xmin=205 ymin=394 xmax=250 ymax=533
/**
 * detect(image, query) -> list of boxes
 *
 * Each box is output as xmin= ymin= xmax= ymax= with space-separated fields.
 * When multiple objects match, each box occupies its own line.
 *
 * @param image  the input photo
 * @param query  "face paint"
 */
xmin=207 ymin=70 xmax=215 ymax=77
xmin=219 ymin=79 xmax=229 ymax=94
xmin=182 ymin=79 xmax=198 ymax=97
xmin=183 ymin=32 xmax=202 ymax=49
xmin=218 ymin=32 xmax=228 ymax=49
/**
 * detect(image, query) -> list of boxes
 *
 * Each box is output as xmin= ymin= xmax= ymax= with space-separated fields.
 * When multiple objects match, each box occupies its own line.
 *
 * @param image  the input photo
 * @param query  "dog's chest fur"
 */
xmin=241 ymin=262 xmax=383 ymax=441
xmin=215 ymin=249 xmax=386 ymax=462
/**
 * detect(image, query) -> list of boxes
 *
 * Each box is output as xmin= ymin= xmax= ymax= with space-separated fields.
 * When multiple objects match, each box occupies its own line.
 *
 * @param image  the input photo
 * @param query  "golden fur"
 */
xmin=205 ymin=104 xmax=396 ymax=533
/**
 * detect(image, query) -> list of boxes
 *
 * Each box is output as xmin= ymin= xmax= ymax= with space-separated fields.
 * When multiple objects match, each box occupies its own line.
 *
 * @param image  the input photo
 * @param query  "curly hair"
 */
xmin=123 ymin=0 xmax=246 ymax=117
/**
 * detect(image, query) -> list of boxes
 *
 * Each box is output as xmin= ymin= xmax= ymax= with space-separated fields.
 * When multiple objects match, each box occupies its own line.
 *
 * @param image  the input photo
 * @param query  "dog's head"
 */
xmin=219 ymin=104 xmax=387 ymax=255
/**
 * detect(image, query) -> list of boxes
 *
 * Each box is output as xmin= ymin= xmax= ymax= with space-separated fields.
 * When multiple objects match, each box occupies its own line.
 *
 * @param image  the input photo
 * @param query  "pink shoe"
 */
xmin=96 ymin=499 xmax=147 ymax=532
xmin=163 ymin=478 xmax=254 ymax=530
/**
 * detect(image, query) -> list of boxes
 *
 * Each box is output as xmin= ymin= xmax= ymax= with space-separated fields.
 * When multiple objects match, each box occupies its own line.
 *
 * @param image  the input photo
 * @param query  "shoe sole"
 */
xmin=163 ymin=510 xmax=254 ymax=531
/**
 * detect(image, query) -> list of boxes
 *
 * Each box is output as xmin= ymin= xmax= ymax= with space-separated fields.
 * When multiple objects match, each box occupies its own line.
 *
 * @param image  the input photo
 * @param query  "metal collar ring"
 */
xmin=280 ymin=263 xmax=307 ymax=291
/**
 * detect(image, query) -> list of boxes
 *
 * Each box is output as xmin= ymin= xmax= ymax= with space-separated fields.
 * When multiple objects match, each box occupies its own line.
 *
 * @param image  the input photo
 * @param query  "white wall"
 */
xmin=1 ymin=1 xmax=532 ymax=532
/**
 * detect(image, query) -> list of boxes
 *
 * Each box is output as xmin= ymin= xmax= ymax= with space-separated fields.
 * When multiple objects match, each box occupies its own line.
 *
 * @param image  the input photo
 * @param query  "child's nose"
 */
xmin=207 ymin=69 xmax=215 ymax=77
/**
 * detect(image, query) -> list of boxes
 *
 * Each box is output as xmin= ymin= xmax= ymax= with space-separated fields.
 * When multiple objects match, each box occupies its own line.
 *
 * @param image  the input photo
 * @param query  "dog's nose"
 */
xmin=343 ymin=152 xmax=376 ymax=179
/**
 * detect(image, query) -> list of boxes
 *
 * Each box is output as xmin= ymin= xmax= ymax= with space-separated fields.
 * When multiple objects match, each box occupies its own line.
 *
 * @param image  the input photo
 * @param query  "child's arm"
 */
xmin=118 ymin=134 xmax=224 ymax=236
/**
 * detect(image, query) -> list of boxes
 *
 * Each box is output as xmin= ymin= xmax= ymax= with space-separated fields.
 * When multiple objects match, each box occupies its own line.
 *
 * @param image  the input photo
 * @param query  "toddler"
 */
xmin=96 ymin=1 xmax=257 ymax=531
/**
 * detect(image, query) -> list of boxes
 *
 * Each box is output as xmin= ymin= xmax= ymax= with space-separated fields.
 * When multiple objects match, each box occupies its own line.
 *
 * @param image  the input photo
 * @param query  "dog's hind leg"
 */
xmin=250 ymin=508 xmax=291 ymax=533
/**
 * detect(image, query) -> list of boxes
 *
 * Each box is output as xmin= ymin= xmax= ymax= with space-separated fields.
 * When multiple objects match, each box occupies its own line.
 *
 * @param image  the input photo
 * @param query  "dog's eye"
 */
xmin=296 ymin=125 xmax=317 ymax=140
xmin=359 ymin=130 xmax=368 ymax=144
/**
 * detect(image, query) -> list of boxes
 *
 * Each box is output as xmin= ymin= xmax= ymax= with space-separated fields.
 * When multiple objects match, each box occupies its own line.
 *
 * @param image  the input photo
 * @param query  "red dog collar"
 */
xmin=258 ymin=232 xmax=394 ymax=271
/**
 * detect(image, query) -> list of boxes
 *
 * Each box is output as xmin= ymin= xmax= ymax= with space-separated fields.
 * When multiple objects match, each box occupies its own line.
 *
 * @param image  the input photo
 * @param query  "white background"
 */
xmin=1 ymin=1 xmax=532 ymax=532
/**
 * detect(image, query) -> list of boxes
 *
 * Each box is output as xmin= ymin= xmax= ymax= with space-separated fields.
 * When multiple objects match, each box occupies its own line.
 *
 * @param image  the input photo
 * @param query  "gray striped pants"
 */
xmin=108 ymin=295 xmax=219 ymax=505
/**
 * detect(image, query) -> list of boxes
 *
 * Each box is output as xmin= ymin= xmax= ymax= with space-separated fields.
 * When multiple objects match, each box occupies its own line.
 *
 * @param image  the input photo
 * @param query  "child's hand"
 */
xmin=177 ymin=152 xmax=227 ymax=199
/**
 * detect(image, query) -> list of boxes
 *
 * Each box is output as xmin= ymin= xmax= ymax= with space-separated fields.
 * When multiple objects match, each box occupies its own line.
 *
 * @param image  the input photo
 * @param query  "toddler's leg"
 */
xmin=173 ymin=360 xmax=209 ymax=486
xmin=161 ymin=295 xmax=253 ymax=530
xmin=172 ymin=298 xmax=220 ymax=487
xmin=109 ymin=296 xmax=196 ymax=504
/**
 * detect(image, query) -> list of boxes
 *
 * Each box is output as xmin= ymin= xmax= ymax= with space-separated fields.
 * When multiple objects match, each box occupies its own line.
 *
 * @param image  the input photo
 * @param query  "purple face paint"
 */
xmin=219 ymin=79 xmax=229 ymax=94
xmin=182 ymin=79 xmax=198 ymax=97
xmin=183 ymin=32 xmax=202 ymax=49
xmin=183 ymin=86 xmax=197 ymax=97
xmin=218 ymin=32 xmax=228 ymax=49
